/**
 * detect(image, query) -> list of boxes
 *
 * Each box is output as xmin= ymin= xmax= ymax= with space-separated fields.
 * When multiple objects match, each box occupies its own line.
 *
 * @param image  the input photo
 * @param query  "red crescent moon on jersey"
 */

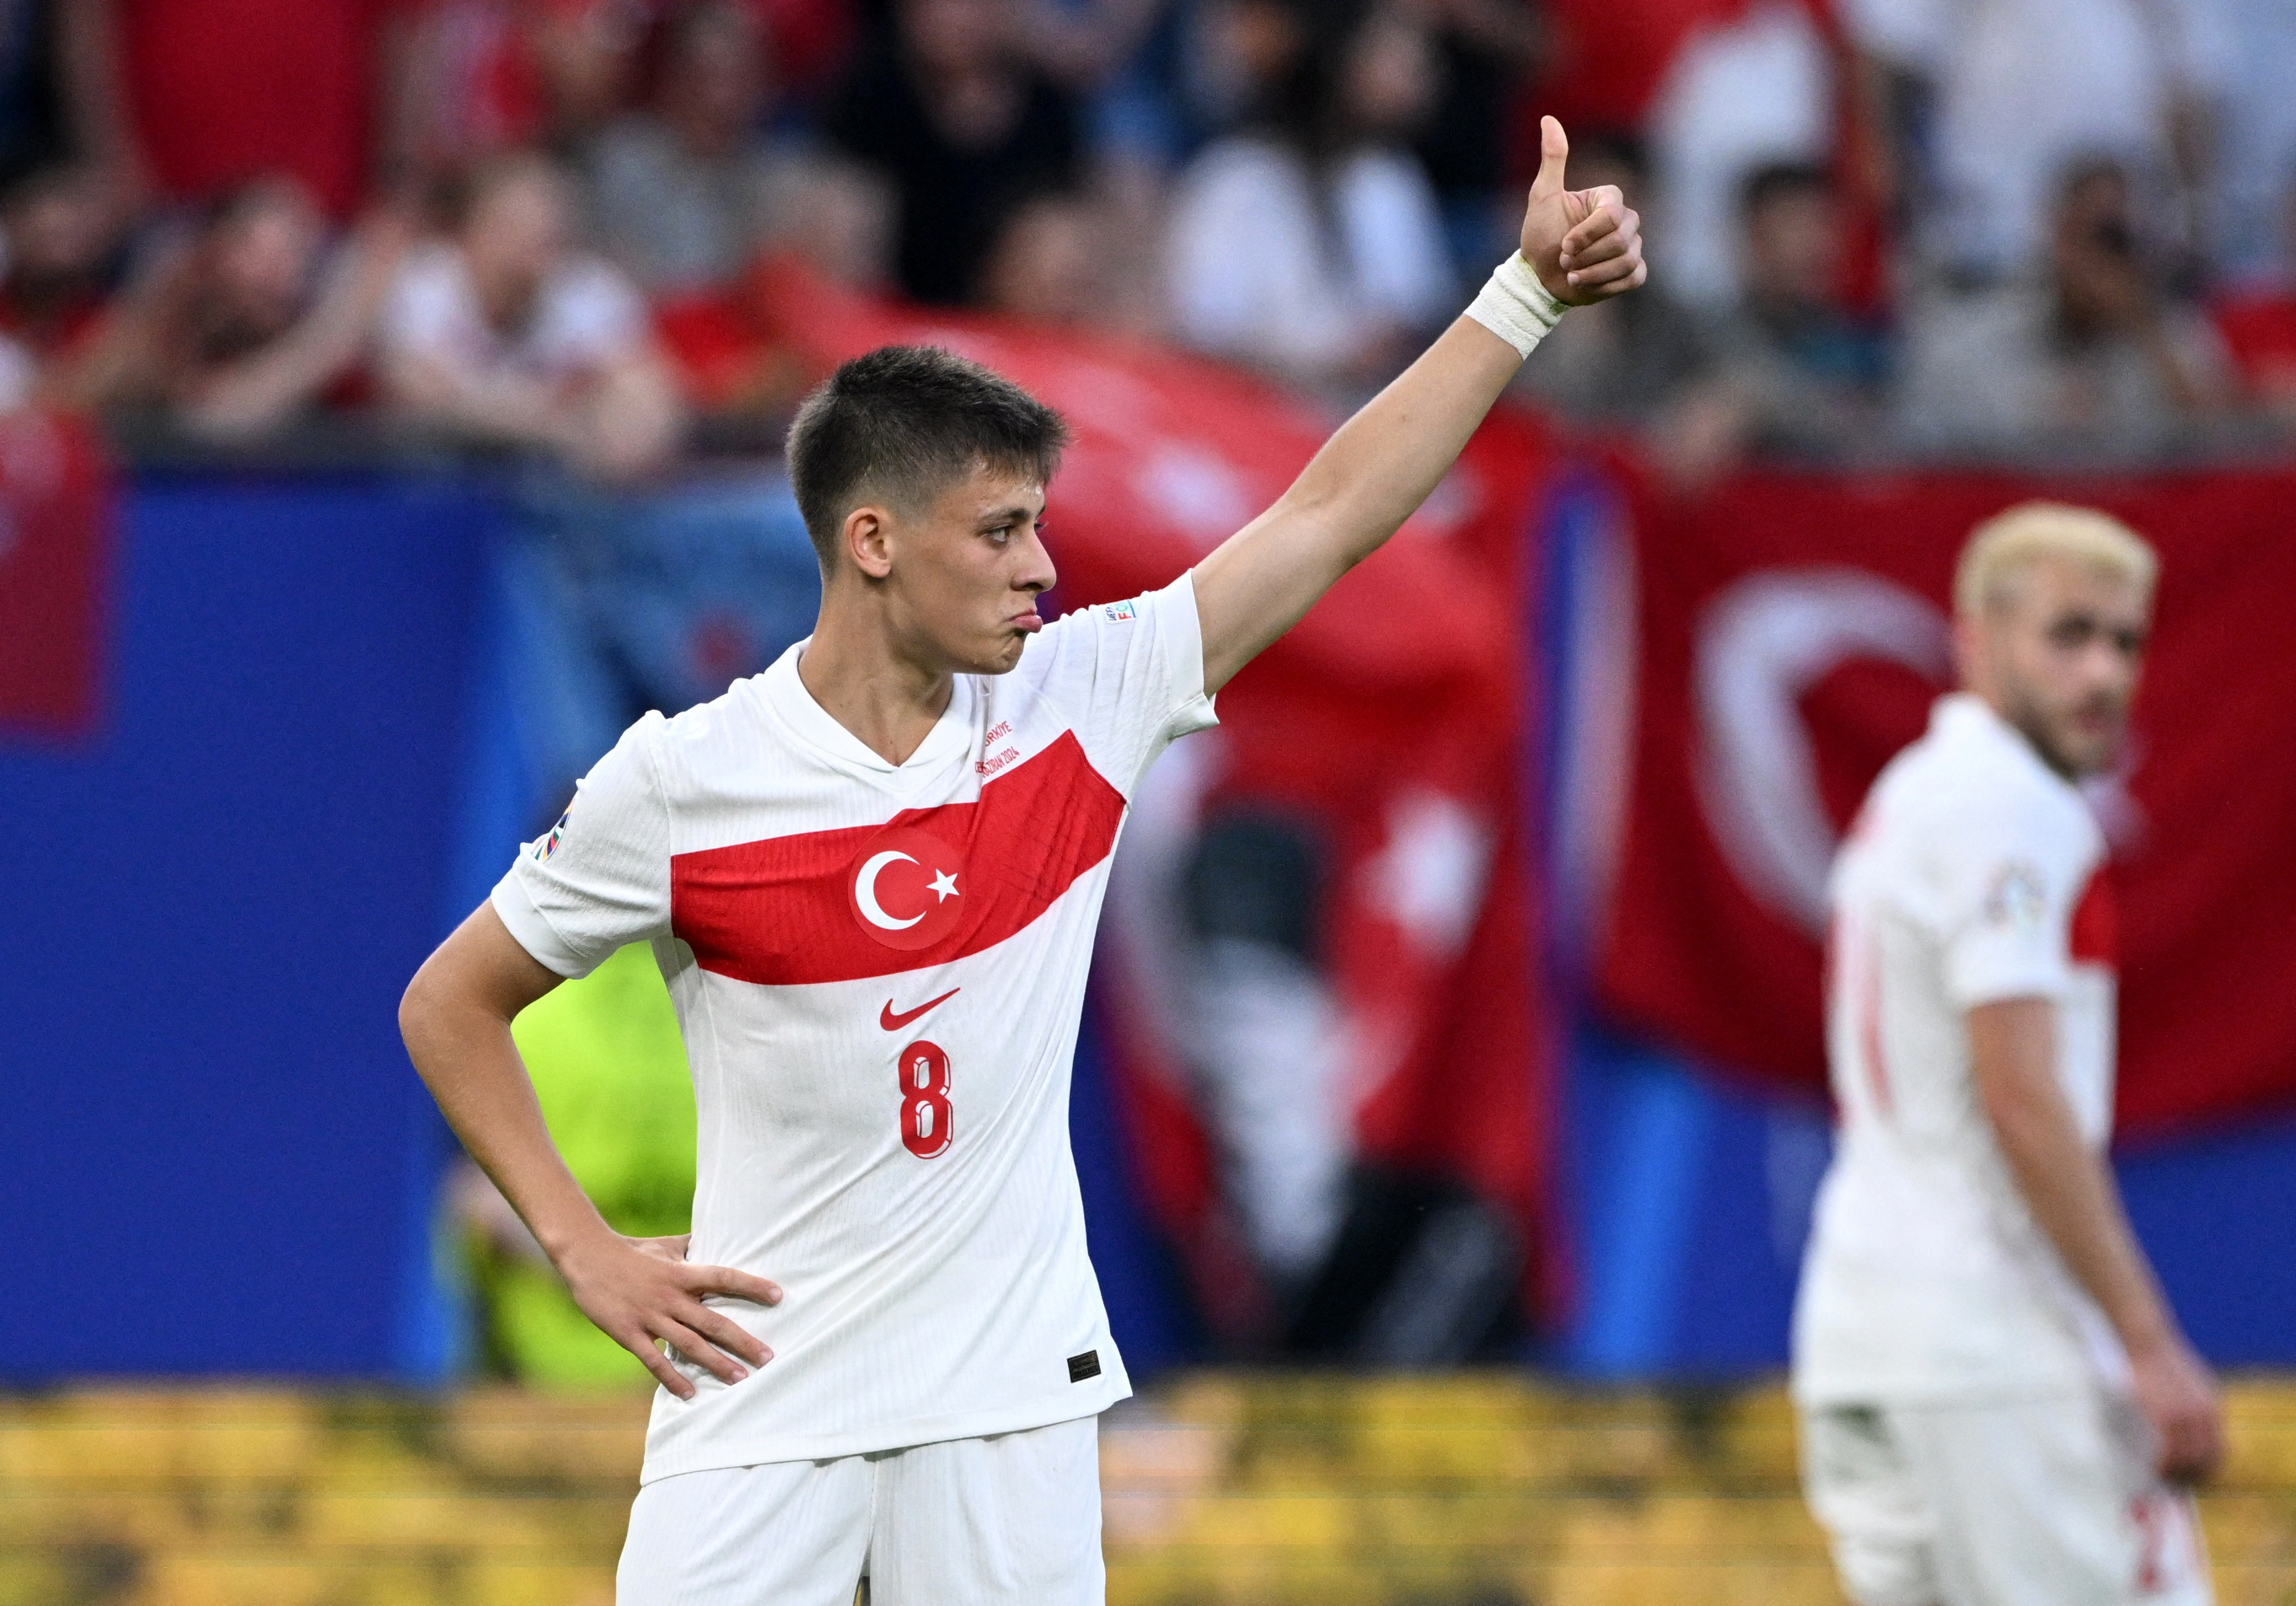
xmin=855 ymin=850 xmax=924 ymax=931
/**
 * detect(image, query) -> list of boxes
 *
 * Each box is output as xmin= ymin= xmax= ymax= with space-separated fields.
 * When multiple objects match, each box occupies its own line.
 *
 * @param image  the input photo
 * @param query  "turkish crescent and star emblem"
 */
xmin=846 ymin=824 xmax=968 ymax=951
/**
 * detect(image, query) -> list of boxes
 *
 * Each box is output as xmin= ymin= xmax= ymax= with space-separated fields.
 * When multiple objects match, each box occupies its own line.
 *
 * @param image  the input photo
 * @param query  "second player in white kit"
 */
xmin=400 ymin=119 xmax=1646 ymax=1603
xmin=1794 ymin=505 xmax=2223 ymax=1606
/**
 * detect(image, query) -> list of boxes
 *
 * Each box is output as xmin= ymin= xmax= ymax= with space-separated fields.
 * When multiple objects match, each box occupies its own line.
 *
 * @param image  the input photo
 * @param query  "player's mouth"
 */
xmin=1007 ymin=609 xmax=1043 ymax=633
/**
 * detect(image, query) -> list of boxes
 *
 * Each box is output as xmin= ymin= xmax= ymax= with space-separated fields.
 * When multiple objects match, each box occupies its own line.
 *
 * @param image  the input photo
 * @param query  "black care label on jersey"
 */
xmin=1067 ymin=1350 xmax=1102 ymax=1383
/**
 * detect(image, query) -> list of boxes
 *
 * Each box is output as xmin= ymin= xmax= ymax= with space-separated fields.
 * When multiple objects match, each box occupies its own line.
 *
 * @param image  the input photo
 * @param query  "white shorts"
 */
xmin=1799 ymin=1393 xmax=2212 ymax=1606
xmin=616 ymin=1415 xmax=1103 ymax=1606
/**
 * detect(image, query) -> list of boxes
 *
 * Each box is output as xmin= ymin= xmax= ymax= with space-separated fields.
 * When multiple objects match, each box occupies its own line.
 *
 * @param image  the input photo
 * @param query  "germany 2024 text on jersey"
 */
xmin=491 ymin=576 xmax=1217 ymax=1481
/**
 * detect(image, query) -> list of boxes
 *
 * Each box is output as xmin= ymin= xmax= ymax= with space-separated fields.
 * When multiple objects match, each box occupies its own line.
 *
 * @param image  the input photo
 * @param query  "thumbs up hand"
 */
xmin=1520 ymin=115 xmax=1646 ymax=305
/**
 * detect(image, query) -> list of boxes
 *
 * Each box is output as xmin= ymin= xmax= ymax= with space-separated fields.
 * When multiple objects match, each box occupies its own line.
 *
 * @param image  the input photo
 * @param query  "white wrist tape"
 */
xmin=1465 ymin=253 xmax=1569 ymax=359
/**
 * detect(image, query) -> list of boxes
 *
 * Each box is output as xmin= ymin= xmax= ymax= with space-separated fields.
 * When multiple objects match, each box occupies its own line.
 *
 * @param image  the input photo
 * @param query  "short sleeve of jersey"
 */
xmin=1932 ymin=787 xmax=2100 ymax=1009
xmin=491 ymin=712 xmax=673 ymax=979
xmin=1029 ymin=572 xmax=1219 ymax=794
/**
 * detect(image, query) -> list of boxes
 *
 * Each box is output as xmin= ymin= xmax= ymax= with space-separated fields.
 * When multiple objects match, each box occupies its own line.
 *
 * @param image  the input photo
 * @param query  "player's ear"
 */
xmin=844 ymin=504 xmax=895 ymax=581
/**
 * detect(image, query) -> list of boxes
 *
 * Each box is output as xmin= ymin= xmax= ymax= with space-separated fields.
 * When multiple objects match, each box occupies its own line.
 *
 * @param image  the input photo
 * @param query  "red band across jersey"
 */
xmin=669 ymin=731 xmax=1128 ymax=986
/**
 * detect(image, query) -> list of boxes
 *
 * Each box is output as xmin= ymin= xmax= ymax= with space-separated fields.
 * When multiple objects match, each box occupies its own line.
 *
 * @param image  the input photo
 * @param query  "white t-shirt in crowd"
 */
xmin=1837 ymin=0 xmax=2212 ymax=277
xmin=492 ymin=577 xmax=1216 ymax=1480
xmin=1794 ymin=694 xmax=2122 ymax=1405
xmin=1164 ymin=136 xmax=1456 ymax=376
xmin=381 ymin=241 xmax=650 ymax=386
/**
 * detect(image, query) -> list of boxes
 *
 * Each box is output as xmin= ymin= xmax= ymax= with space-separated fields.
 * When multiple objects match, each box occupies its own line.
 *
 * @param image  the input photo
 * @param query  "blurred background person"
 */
xmin=821 ymin=0 xmax=1080 ymax=306
xmin=377 ymin=149 xmax=684 ymax=478
xmin=1414 ymin=0 xmax=1547 ymax=277
xmin=66 ymin=178 xmax=410 ymax=440
xmin=0 ymin=163 xmax=123 ymax=391
xmin=1162 ymin=0 xmax=1456 ymax=397
xmin=1653 ymin=159 xmax=1893 ymax=484
xmin=976 ymin=185 xmax=1115 ymax=328
xmin=383 ymin=0 xmax=650 ymax=185
xmin=1838 ymin=0 xmax=2218 ymax=286
xmin=582 ymin=0 xmax=807 ymax=297
xmin=1796 ymin=506 xmax=2221 ymax=1605
xmin=1898 ymin=158 xmax=2235 ymax=456
xmin=2207 ymin=161 xmax=2296 ymax=430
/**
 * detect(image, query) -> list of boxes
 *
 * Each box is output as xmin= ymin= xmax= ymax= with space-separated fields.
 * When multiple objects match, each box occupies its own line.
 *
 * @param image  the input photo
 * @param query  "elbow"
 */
xmin=398 ymin=956 xmax=444 ymax=1062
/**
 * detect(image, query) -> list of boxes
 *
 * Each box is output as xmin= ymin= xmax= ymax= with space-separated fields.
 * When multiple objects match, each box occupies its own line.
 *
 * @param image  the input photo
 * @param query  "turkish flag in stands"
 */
xmin=0 ymin=414 xmax=112 ymax=738
xmin=750 ymin=261 xmax=1563 ymax=1334
xmin=1591 ymin=464 xmax=2296 ymax=1136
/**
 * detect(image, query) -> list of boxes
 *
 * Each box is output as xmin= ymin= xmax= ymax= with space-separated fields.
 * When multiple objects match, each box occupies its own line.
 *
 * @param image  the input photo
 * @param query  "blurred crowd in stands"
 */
xmin=0 ymin=0 xmax=2293 ymax=480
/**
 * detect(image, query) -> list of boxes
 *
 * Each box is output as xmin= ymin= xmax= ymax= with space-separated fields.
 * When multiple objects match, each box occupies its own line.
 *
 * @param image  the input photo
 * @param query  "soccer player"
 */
xmin=1794 ymin=504 xmax=2224 ymax=1606
xmin=398 ymin=118 xmax=1642 ymax=1603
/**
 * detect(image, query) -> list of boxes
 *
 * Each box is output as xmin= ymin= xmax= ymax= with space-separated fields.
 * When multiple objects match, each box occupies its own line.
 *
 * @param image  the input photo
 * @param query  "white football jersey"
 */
xmin=1794 ymin=694 xmax=2122 ymax=1405
xmin=492 ymin=576 xmax=1216 ymax=1480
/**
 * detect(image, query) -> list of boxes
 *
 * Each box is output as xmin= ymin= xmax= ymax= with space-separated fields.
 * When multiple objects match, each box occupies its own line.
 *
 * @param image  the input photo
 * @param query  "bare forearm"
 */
xmin=1193 ymin=318 xmax=1520 ymax=689
xmin=1285 ymin=317 xmax=1522 ymax=567
xmin=401 ymin=995 xmax=612 ymax=1259
xmin=1992 ymin=1092 xmax=2175 ymax=1350
xmin=1972 ymin=1002 xmax=2179 ymax=1353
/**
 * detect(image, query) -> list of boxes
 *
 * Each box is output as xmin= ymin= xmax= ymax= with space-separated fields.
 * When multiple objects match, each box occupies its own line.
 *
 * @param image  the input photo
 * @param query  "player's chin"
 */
xmin=960 ymin=631 xmax=1033 ymax=676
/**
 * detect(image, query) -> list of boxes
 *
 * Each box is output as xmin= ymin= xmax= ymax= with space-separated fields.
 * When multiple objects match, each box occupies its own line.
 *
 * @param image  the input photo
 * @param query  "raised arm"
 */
xmin=400 ymin=902 xmax=780 ymax=1398
xmin=1969 ymin=996 xmax=2223 ymax=1482
xmin=1191 ymin=117 xmax=1644 ymax=694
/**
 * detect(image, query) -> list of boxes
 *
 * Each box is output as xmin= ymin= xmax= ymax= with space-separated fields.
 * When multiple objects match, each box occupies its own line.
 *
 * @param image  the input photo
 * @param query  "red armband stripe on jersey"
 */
xmin=2070 ymin=868 xmax=2116 ymax=968
xmin=669 ymin=732 xmax=1127 ymax=986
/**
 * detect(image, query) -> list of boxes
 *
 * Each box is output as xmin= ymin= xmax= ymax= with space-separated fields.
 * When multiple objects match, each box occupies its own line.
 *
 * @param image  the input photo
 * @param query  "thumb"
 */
xmin=1529 ymin=115 xmax=1569 ymax=202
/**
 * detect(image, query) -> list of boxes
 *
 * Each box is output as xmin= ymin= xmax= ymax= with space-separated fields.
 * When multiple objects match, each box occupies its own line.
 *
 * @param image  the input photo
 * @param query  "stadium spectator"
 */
xmin=0 ymin=164 xmax=121 ymax=380
xmin=821 ymin=0 xmax=1081 ymax=306
xmin=584 ymin=0 xmax=804 ymax=295
xmin=65 ymin=179 xmax=411 ymax=439
xmin=1839 ymin=0 xmax=2215 ymax=283
xmin=1162 ymin=0 xmax=1455 ymax=395
xmin=977 ymin=188 xmax=1112 ymax=328
xmin=1413 ymin=0 xmax=1546 ymax=277
xmin=1510 ymin=132 xmax=1710 ymax=428
xmin=1652 ymin=160 xmax=1891 ymax=481
xmin=1898 ymin=158 xmax=2237 ymax=454
xmin=384 ymin=0 xmax=678 ymax=185
xmin=2210 ymin=164 xmax=2296 ymax=427
xmin=377 ymin=151 xmax=684 ymax=477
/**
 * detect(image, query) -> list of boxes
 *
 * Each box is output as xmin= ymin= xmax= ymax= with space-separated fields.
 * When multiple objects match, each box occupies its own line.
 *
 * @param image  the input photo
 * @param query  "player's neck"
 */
xmin=797 ymin=606 xmax=956 ymax=767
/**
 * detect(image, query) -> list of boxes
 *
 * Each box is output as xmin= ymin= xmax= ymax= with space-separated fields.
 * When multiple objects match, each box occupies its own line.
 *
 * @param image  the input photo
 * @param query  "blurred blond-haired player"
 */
xmin=1793 ymin=503 xmax=2224 ymax=1605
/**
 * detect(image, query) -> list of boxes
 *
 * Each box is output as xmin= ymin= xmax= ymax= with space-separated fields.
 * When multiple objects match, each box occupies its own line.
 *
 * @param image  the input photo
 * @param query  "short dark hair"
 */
xmin=1740 ymin=160 xmax=1836 ymax=221
xmin=785 ymin=346 xmax=1070 ymax=567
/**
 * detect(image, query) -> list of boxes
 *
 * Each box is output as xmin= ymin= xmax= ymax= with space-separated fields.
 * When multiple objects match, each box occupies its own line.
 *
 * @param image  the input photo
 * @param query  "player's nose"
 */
xmin=1017 ymin=524 xmax=1056 ymax=594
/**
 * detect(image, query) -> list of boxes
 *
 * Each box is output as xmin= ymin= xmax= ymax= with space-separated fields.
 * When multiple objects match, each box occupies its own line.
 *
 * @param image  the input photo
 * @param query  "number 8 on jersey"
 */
xmin=899 ymin=1040 xmax=952 ymax=1158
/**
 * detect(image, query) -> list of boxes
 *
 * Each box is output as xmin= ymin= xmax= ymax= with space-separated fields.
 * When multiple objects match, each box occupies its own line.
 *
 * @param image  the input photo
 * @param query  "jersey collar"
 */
xmin=761 ymin=641 xmax=976 ymax=778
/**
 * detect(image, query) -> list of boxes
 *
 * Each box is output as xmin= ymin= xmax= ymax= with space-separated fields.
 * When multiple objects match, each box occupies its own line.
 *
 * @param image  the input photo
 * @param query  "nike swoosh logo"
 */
xmin=880 ymin=987 xmax=960 ymax=1032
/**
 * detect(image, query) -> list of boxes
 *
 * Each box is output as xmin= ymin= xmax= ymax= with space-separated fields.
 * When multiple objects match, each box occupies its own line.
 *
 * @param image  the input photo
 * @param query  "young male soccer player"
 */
xmin=399 ymin=117 xmax=1642 ymax=1603
xmin=1794 ymin=505 xmax=2224 ymax=1606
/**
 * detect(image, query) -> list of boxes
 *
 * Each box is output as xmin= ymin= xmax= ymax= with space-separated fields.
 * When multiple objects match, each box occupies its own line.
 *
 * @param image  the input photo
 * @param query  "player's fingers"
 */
xmin=1569 ymin=252 xmax=1644 ymax=292
xmin=680 ymin=1301 xmax=771 ymax=1368
xmin=2162 ymin=1410 xmax=2216 ymax=1482
xmin=655 ymin=1316 xmax=750 ymax=1385
xmin=1558 ymin=203 xmax=1620 ymax=261
xmin=1584 ymin=260 xmax=1650 ymax=300
xmin=682 ymin=1263 xmax=783 ymax=1307
xmin=1563 ymin=229 xmax=1630 ymax=270
xmin=622 ymin=1328 xmax=697 ymax=1399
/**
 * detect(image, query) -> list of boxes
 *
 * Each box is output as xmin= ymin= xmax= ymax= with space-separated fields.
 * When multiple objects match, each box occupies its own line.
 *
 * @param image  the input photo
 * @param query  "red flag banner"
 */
xmin=1591 ymin=462 xmax=2296 ymax=1136
xmin=746 ymin=262 xmax=1562 ymax=1324
xmin=0 ymin=412 xmax=113 ymax=739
